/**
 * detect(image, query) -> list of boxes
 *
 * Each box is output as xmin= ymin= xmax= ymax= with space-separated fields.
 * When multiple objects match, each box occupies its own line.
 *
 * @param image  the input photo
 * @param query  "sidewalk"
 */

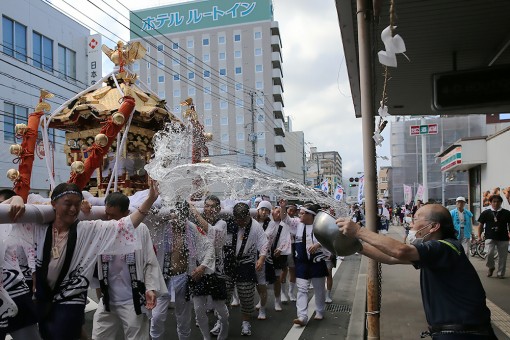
xmin=348 ymin=224 xmax=510 ymax=339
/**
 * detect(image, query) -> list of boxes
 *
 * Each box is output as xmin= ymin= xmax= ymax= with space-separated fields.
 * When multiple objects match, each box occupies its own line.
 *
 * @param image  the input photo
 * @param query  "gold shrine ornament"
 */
xmin=9 ymin=144 xmax=23 ymax=156
xmin=15 ymin=123 xmax=28 ymax=135
xmin=94 ymin=134 xmax=109 ymax=147
xmin=203 ymin=133 xmax=213 ymax=142
xmin=71 ymin=161 xmax=85 ymax=174
xmin=6 ymin=169 xmax=20 ymax=181
xmin=112 ymin=112 xmax=125 ymax=125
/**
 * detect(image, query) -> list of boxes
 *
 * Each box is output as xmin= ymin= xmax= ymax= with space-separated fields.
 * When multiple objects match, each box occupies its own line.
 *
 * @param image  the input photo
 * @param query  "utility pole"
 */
xmin=302 ymin=137 xmax=307 ymax=184
xmin=316 ymin=154 xmax=321 ymax=186
xmin=249 ymin=91 xmax=256 ymax=169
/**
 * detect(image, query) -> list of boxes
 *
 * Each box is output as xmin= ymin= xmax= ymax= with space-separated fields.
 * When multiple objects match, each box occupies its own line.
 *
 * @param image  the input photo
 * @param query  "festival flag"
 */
xmin=357 ymin=175 xmax=365 ymax=204
xmin=403 ymin=184 xmax=413 ymax=205
xmin=320 ymin=179 xmax=329 ymax=194
xmin=334 ymin=184 xmax=344 ymax=201
xmin=414 ymin=184 xmax=424 ymax=204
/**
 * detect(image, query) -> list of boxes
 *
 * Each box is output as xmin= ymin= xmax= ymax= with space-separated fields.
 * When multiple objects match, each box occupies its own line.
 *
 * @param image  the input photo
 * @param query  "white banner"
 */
xmin=320 ymin=179 xmax=329 ymax=194
xmin=357 ymin=175 xmax=364 ymax=204
xmin=334 ymin=184 xmax=344 ymax=201
xmin=414 ymin=184 xmax=424 ymax=204
xmin=87 ymin=34 xmax=102 ymax=86
xmin=403 ymin=184 xmax=413 ymax=205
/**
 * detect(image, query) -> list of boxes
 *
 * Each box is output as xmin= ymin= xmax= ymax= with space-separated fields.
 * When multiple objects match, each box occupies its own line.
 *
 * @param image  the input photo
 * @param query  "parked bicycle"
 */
xmin=470 ymin=238 xmax=498 ymax=260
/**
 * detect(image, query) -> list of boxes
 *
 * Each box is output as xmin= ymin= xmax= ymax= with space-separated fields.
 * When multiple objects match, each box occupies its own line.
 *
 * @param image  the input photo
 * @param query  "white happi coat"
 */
xmin=95 ymin=223 xmax=168 ymax=301
xmin=153 ymin=221 xmax=215 ymax=281
xmin=265 ymin=220 xmax=292 ymax=256
xmin=18 ymin=216 xmax=141 ymax=305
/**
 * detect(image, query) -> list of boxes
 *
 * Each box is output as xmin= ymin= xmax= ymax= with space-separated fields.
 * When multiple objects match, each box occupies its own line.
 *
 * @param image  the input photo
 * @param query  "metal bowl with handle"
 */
xmin=313 ymin=211 xmax=363 ymax=256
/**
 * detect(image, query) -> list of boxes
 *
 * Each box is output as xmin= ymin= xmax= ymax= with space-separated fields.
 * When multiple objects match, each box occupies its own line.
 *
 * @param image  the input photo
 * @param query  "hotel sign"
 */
xmin=130 ymin=0 xmax=274 ymax=39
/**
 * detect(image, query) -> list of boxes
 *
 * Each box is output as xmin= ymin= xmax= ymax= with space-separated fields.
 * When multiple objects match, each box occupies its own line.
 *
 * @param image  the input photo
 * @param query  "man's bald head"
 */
xmin=417 ymin=204 xmax=456 ymax=239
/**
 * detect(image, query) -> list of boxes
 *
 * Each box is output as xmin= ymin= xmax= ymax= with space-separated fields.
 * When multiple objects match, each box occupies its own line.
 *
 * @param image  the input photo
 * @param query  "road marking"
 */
xmin=282 ymin=259 xmax=342 ymax=340
xmin=487 ymin=299 xmax=510 ymax=337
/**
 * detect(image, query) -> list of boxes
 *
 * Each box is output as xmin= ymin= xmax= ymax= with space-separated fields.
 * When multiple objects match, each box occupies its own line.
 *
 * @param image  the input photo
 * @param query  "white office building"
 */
xmin=0 ymin=0 xmax=89 ymax=195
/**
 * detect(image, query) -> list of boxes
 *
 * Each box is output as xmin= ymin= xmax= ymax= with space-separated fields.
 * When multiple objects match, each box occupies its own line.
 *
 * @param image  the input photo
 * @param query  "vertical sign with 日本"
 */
xmin=87 ymin=34 xmax=102 ymax=86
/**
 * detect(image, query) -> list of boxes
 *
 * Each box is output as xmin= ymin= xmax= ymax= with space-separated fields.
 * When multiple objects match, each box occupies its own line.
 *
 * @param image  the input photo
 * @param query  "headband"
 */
xmin=300 ymin=207 xmax=317 ymax=216
xmin=51 ymin=190 xmax=82 ymax=201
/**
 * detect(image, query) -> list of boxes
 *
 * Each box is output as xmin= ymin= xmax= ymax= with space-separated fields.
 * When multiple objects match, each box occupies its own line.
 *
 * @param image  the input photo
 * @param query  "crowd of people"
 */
xmin=0 ymin=182 xmax=339 ymax=339
xmin=1 ymin=181 xmax=507 ymax=339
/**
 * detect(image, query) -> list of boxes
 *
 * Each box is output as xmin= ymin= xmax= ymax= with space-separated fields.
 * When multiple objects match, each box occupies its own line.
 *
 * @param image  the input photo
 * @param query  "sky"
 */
xmin=48 ymin=0 xmax=391 ymax=178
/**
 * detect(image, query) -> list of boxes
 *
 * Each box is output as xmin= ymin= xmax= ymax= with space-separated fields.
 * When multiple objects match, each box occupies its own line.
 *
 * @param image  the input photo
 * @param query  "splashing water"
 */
xmin=145 ymin=122 xmax=349 ymax=216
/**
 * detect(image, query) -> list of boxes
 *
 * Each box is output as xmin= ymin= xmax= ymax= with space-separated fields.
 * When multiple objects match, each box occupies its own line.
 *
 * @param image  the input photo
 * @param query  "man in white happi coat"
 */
xmin=92 ymin=192 xmax=167 ymax=340
xmin=150 ymin=202 xmax=215 ymax=340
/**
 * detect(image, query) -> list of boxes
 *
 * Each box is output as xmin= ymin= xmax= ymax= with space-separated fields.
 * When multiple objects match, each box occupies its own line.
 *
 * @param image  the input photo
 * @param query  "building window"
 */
xmin=188 ymin=71 xmax=195 ymax=79
xmin=218 ymin=36 xmax=225 ymax=44
xmin=147 ymin=61 xmax=150 ymax=69
xmin=237 ymin=132 xmax=244 ymax=141
xmin=235 ymin=66 xmax=242 ymax=75
xmin=157 ymin=44 xmax=164 ymax=52
xmin=3 ymin=102 xmax=28 ymax=143
xmin=235 ymin=98 xmax=243 ymax=107
xmin=219 ymin=68 xmax=226 ymax=76
xmin=187 ymin=39 xmax=194 ymax=48
xmin=221 ymin=133 xmax=229 ymax=142
xmin=257 ymin=114 xmax=265 ymax=122
xmin=147 ymin=76 xmax=151 ymax=84
xmin=257 ymin=132 xmax=265 ymax=140
xmin=2 ymin=16 xmax=27 ymax=61
xmin=172 ymin=57 xmax=180 ymax=65
xmin=157 ymin=59 xmax=164 ymax=67
xmin=187 ymin=56 xmax=194 ymax=64
xmin=220 ymin=101 xmax=228 ymax=110
xmin=255 ymin=48 xmax=262 ymax=56
xmin=258 ymin=148 xmax=266 ymax=156
xmin=254 ymin=31 xmax=262 ymax=39
xmin=220 ymin=116 xmax=228 ymax=125
xmin=203 ymin=70 xmax=210 ymax=78
xmin=234 ymin=34 xmax=241 ymax=42
xmin=188 ymin=87 xmax=196 ymax=96
xmin=219 ymin=52 xmax=226 ymax=60
xmin=235 ymin=83 xmax=243 ymax=91
xmin=173 ymin=74 xmax=180 ymax=81
xmin=132 ymin=62 xmax=139 ymax=71
xmin=172 ymin=42 xmax=179 ymax=49
xmin=204 ymin=86 xmax=211 ymax=94
xmin=203 ymin=38 xmax=209 ymax=46
xmin=173 ymin=89 xmax=180 ymax=97
xmin=33 ymin=32 xmax=53 ymax=71
xmin=58 ymin=44 xmax=76 ymax=80
xmin=158 ymin=75 xmax=165 ymax=83
xmin=146 ymin=45 xmax=150 ymax=53
xmin=234 ymin=50 xmax=241 ymax=58
xmin=204 ymin=102 xmax=211 ymax=110
xmin=204 ymin=117 xmax=212 ymax=126
xmin=255 ymin=64 xmax=263 ymax=72
xmin=255 ymin=81 xmax=263 ymax=89
xmin=236 ymin=114 xmax=244 ymax=124
xmin=219 ymin=84 xmax=227 ymax=92
xmin=256 ymin=97 xmax=264 ymax=106
xmin=203 ymin=54 xmax=210 ymax=62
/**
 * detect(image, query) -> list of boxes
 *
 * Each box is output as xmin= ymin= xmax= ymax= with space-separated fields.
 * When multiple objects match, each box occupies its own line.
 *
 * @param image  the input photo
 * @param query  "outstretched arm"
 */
xmin=337 ymin=218 xmax=420 ymax=262
xmin=130 ymin=179 xmax=159 ymax=228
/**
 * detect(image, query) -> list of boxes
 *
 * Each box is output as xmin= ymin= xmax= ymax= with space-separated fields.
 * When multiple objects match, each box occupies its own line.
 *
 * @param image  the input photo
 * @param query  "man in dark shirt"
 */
xmin=337 ymin=204 xmax=496 ymax=339
xmin=478 ymin=194 xmax=510 ymax=278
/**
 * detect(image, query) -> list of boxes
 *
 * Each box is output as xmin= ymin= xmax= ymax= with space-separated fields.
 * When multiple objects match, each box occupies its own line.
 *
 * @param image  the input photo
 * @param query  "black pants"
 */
xmin=37 ymin=301 xmax=85 ymax=340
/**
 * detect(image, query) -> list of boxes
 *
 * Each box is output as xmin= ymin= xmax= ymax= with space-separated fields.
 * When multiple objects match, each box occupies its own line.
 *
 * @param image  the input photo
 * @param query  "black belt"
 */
xmin=428 ymin=324 xmax=491 ymax=334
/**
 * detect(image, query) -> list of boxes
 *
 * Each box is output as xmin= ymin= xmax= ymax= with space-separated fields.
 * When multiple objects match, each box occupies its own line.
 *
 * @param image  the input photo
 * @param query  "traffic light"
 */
xmin=349 ymin=183 xmax=357 ymax=187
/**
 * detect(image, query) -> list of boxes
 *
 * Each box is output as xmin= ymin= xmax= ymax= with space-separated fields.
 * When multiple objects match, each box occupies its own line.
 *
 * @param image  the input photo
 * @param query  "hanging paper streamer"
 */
xmin=377 ymin=25 xmax=407 ymax=67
